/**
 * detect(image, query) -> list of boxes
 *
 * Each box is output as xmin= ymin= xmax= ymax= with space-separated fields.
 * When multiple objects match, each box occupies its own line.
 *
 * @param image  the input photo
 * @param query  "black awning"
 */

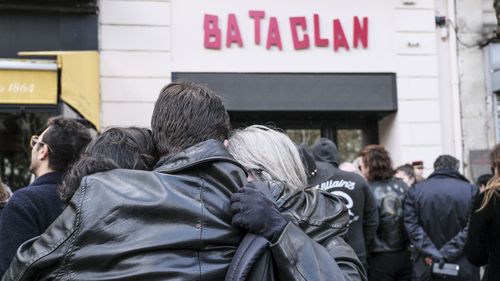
xmin=172 ymin=72 xmax=397 ymax=113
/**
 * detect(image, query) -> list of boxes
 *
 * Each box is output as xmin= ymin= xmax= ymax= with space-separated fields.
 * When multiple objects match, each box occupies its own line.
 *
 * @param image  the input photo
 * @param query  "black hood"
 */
xmin=311 ymin=138 xmax=340 ymax=168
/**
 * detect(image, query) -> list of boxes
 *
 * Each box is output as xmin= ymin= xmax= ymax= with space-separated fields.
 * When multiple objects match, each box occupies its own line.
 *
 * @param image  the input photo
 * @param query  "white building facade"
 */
xmin=99 ymin=0 xmax=497 ymax=178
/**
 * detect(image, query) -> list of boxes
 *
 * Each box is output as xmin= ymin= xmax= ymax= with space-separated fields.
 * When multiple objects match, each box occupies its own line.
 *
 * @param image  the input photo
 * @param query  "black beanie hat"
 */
xmin=311 ymin=137 xmax=339 ymax=168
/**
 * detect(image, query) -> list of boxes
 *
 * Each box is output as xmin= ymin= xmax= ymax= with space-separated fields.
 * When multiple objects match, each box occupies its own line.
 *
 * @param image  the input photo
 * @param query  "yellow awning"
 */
xmin=19 ymin=51 xmax=101 ymax=130
xmin=0 ymin=61 xmax=58 ymax=105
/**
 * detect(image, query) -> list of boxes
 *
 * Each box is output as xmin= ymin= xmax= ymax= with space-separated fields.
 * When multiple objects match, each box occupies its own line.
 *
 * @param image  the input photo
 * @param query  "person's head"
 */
xmin=296 ymin=143 xmax=334 ymax=187
xmin=359 ymin=144 xmax=394 ymax=182
xmin=227 ymin=125 xmax=308 ymax=191
xmin=395 ymin=164 xmax=416 ymax=187
xmin=411 ymin=160 xmax=424 ymax=177
xmin=29 ymin=117 xmax=92 ymax=177
xmin=311 ymin=137 xmax=339 ymax=168
xmin=478 ymin=144 xmax=500 ymax=211
xmin=58 ymin=127 xmax=157 ymax=203
xmin=477 ymin=174 xmax=493 ymax=192
xmin=433 ymin=155 xmax=459 ymax=172
xmin=151 ymin=81 xmax=230 ymax=157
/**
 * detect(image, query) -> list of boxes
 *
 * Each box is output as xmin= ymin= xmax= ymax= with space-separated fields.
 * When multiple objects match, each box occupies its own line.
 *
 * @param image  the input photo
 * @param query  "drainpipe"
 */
xmin=447 ymin=0 xmax=464 ymax=172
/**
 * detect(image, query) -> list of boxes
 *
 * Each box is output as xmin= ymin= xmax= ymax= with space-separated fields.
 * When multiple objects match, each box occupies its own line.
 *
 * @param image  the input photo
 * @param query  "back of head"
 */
xmin=227 ymin=125 xmax=307 ymax=191
xmin=433 ymin=155 xmax=459 ymax=171
xmin=59 ymin=127 xmax=157 ymax=203
xmin=360 ymin=144 xmax=394 ymax=182
xmin=151 ymin=81 xmax=230 ymax=157
xmin=395 ymin=164 xmax=415 ymax=179
xmin=477 ymin=174 xmax=493 ymax=187
xmin=43 ymin=117 xmax=92 ymax=173
xmin=311 ymin=137 xmax=339 ymax=167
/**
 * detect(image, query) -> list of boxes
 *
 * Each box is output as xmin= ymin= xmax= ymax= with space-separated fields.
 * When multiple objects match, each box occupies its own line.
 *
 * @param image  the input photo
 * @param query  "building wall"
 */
xmin=455 ymin=0 xmax=496 ymax=178
xmin=99 ymin=0 xmax=451 ymax=174
xmin=387 ymin=0 xmax=443 ymax=174
xmin=99 ymin=0 xmax=171 ymax=127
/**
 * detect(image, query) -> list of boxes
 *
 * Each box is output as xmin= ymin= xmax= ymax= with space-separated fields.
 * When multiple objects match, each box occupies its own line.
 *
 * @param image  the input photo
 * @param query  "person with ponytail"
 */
xmin=465 ymin=144 xmax=500 ymax=281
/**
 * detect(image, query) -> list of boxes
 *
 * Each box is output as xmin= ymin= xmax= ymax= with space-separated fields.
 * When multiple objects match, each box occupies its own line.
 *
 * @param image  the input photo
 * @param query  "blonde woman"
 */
xmin=465 ymin=143 xmax=500 ymax=281
xmin=227 ymin=125 xmax=366 ymax=281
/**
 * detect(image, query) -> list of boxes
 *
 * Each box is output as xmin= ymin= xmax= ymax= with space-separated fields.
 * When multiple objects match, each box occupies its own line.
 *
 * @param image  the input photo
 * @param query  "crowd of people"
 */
xmin=0 ymin=81 xmax=498 ymax=281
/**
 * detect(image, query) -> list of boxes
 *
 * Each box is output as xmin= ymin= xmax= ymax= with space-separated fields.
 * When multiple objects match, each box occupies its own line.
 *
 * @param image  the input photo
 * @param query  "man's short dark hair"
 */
xmin=433 ymin=155 xmax=460 ymax=171
xmin=477 ymin=173 xmax=493 ymax=186
xmin=151 ymin=81 xmax=230 ymax=156
xmin=42 ymin=117 xmax=92 ymax=172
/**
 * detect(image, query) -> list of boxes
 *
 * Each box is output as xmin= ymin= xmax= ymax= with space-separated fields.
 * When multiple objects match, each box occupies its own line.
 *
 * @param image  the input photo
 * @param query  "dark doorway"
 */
xmin=0 ymin=112 xmax=53 ymax=190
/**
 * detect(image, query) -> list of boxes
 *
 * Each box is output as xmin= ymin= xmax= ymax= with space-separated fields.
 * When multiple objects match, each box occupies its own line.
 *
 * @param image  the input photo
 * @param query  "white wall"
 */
xmin=98 ymin=0 xmax=450 ymax=175
xmin=455 ymin=0 xmax=496 ymax=178
xmin=99 ymin=0 xmax=171 ymax=128
xmin=380 ymin=1 xmax=443 ymax=174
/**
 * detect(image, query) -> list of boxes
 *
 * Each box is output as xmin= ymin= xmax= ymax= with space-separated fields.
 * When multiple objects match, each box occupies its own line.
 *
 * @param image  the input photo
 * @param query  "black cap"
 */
xmin=311 ymin=138 xmax=339 ymax=168
xmin=296 ymin=143 xmax=334 ymax=187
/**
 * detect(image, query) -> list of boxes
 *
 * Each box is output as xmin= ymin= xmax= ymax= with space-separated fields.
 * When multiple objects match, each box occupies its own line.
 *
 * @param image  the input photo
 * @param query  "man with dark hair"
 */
xmin=0 ymin=117 xmax=91 ymax=276
xmin=404 ymin=154 xmax=480 ymax=281
xmin=311 ymin=137 xmax=379 ymax=271
xmin=3 ymin=81 xmax=365 ymax=281
xmin=151 ymin=81 xmax=230 ymax=155
xmin=476 ymin=173 xmax=492 ymax=192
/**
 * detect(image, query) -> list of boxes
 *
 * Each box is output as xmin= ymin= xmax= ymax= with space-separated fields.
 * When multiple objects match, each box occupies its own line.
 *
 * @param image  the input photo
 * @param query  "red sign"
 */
xmin=204 ymin=11 xmax=368 ymax=51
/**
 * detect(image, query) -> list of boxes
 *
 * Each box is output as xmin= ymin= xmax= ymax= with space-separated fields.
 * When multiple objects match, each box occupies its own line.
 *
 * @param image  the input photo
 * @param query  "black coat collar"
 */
xmin=31 ymin=171 xmax=63 ymax=186
xmin=427 ymin=168 xmax=469 ymax=183
xmin=154 ymin=139 xmax=246 ymax=174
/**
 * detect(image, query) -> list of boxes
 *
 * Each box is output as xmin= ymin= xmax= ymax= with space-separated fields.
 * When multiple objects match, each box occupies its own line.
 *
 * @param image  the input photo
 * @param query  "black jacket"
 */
xmin=273 ymin=182 xmax=366 ymax=281
xmin=2 ymin=140 xmax=364 ymax=281
xmin=404 ymin=169 xmax=479 ymax=281
xmin=368 ymin=178 xmax=409 ymax=253
xmin=0 ymin=172 xmax=64 ymax=277
xmin=317 ymin=168 xmax=378 ymax=267
xmin=465 ymin=192 xmax=500 ymax=281
xmin=227 ymin=181 xmax=366 ymax=281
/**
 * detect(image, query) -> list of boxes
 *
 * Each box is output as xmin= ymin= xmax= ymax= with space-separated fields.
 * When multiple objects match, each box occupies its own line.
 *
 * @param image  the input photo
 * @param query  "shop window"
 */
xmin=337 ymin=129 xmax=364 ymax=163
xmin=287 ymin=129 xmax=321 ymax=147
xmin=287 ymin=128 xmax=366 ymax=164
xmin=0 ymin=113 xmax=50 ymax=190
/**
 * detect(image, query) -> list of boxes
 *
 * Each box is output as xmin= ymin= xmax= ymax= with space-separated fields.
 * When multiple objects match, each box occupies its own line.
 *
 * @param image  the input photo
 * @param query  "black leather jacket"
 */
xmin=2 ymin=140 xmax=364 ymax=281
xmin=273 ymin=182 xmax=366 ymax=281
xmin=368 ymin=178 xmax=410 ymax=253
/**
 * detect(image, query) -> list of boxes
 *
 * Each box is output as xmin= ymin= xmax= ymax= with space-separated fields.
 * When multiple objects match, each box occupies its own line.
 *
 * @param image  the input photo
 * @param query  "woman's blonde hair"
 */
xmin=228 ymin=125 xmax=307 ymax=191
xmin=478 ymin=143 xmax=500 ymax=211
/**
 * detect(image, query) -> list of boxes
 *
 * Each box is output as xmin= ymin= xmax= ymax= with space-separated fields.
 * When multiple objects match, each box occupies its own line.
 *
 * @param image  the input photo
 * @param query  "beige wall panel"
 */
xmin=101 ymin=26 xmax=170 ymax=51
xmin=101 ymin=102 xmax=155 ymax=127
xmin=100 ymin=0 xmax=170 ymax=26
xmin=394 ymin=9 xmax=435 ymax=32
xmin=101 ymin=77 xmax=170 ymax=102
xmin=396 ymin=55 xmax=439 ymax=77
xmin=397 ymin=100 xmax=441 ymax=122
xmin=397 ymin=77 xmax=439 ymax=100
xmin=100 ymin=51 xmax=171 ymax=78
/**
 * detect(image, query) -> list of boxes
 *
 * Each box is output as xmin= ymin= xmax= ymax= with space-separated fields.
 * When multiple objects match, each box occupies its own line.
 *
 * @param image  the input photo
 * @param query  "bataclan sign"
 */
xmin=203 ymin=11 xmax=369 ymax=51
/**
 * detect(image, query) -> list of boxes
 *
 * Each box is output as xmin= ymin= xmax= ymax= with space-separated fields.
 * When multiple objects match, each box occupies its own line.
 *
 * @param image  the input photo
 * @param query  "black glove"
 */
xmin=230 ymin=181 xmax=288 ymax=243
